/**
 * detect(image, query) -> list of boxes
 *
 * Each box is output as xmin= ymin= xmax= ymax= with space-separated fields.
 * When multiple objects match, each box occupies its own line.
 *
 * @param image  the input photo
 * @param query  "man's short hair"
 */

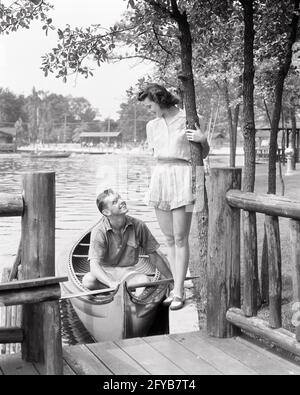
xmin=96 ymin=189 xmax=114 ymax=213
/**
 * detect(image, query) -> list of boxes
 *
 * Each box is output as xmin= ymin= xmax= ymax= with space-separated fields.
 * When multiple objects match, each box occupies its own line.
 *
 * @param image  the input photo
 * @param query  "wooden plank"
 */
xmin=290 ymin=220 xmax=300 ymax=342
xmin=0 ymin=328 xmax=23 ymax=343
xmin=43 ymin=301 xmax=63 ymax=375
xmin=2 ymin=268 xmax=11 ymax=354
xmin=62 ymin=361 xmax=77 ymax=375
xmin=86 ymin=341 xmax=149 ymax=375
xmin=0 ymin=284 xmax=61 ymax=307
xmin=114 ymin=337 xmax=185 ymax=375
xmin=0 ymin=270 xmax=8 ymax=355
xmin=236 ymin=336 xmax=300 ymax=375
xmin=0 ymin=276 xmax=68 ymax=291
xmin=0 ymin=354 xmax=39 ymax=375
xmin=144 ymin=335 xmax=222 ymax=375
xmin=171 ymin=332 xmax=257 ymax=375
xmin=34 ymin=360 xmax=76 ymax=375
xmin=226 ymin=308 xmax=300 ymax=357
xmin=207 ymin=168 xmax=242 ymax=337
xmin=242 ymin=210 xmax=259 ymax=316
xmin=265 ymin=215 xmax=282 ymax=328
xmin=226 ymin=190 xmax=300 ymax=220
xmin=0 ymin=193 xmax=23 ymax=217
xmin=63 ymin=345 xmax=112 ymax=375
xmin=196 ymin=332 xmax=299 ymax=376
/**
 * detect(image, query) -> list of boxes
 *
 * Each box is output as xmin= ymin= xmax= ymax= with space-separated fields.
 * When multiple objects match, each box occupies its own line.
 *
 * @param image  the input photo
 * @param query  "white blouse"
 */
xmin=146 ymin=109 xmax=192 ymax=162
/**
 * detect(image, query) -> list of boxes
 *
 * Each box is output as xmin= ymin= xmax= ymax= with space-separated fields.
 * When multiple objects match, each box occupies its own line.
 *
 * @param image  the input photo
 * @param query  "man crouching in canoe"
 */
xmin=82 ymin=189 xmax=173 ymax=291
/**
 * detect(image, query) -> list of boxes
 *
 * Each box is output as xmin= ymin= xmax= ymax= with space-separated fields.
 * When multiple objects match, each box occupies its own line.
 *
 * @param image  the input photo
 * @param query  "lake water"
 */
xmin=0 ymin=153 xmax=163 ymax=270
xmin=0 ymin=152 xmax=237 ymax=271
xmin=0 ymin=152 xmax=235 ymax=345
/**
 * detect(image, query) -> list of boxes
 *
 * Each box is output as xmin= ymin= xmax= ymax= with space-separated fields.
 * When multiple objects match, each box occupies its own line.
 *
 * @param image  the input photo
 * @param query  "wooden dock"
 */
xmin=1 ymin=332 xmax=300 ymax=375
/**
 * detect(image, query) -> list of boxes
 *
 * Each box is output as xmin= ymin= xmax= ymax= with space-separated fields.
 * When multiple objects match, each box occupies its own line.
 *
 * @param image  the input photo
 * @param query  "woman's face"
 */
xmin=143 ymin=97 xmax=163 ymax=117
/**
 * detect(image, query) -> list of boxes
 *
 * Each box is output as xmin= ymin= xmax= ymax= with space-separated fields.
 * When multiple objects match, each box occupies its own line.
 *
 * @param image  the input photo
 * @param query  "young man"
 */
xmin=82 ymin=189 xmax=173 ymax=290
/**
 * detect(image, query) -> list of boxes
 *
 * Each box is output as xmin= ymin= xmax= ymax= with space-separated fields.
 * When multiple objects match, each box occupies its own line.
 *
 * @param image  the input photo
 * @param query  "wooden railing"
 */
xmin=0 ymin=172 xmax=67 ymax=375
xmin=207 ymin=168 xmax=300 ymax=357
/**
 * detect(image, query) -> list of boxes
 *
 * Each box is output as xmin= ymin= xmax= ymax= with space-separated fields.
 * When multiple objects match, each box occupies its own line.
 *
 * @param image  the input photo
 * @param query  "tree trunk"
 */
xmin=291 ymin=106 xmax=297 ymax=170
xmin=233 ymin=103 xmax=240 ymax=162
xmin=224 ymin=80 xmax=236 ymax=167
xmin=172 ymin=3 xmax=208 ymax=306
xmin=268 ymin=0 xmax=300 ymax=194
xmin=240 ymin=0 xmax=260 ymax=312
xmin=241 ymin=0 xmax=256 ymax=192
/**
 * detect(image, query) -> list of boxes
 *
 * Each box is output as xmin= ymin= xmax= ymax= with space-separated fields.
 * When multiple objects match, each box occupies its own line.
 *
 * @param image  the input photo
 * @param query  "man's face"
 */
xmin=103 ymin=192 xmax=128 ymax=216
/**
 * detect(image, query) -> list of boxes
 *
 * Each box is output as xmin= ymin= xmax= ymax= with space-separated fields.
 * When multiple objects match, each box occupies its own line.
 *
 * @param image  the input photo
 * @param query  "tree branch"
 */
xmin=152 ymin=25 xmax=174 ymax=56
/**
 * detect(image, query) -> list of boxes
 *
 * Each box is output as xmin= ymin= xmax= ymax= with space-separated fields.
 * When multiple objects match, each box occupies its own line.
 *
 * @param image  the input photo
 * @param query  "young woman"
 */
xmin=138 ymin=83 xmax=209 ymax=310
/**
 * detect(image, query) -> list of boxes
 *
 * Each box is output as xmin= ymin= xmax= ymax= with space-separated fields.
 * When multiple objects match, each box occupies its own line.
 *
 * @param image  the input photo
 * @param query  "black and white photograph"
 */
xmin=0 ymin=0 xmax=300 ymax=378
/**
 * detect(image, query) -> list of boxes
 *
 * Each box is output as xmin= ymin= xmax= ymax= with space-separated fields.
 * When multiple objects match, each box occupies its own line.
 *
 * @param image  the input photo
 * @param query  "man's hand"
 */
xmin=108 ymin=280 xmax=120 ymax=290
xmin=149 ymin=251 xmax=173 ymax=280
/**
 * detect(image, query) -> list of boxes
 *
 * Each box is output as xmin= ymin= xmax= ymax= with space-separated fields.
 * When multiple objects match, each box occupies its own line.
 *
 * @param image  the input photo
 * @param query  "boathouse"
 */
xmin=78 ymin=131 xmax=122 ymax=146
xmin=0 ymin=127 xmax=16 ymax=152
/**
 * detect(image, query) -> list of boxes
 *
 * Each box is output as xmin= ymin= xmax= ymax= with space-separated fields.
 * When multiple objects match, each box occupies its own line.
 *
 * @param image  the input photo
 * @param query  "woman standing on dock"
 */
xmin=138 ymin=83 xmax=209 ymax=310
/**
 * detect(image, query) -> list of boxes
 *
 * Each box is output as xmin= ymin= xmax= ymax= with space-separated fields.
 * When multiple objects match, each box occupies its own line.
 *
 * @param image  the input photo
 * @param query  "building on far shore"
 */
xmin=78 ymin=131 xmax=122 ymax=147
xmin=0 ymin=127 xmax=16 ymax=152
xmin=255 ymin=121 xmax=300 ymax=163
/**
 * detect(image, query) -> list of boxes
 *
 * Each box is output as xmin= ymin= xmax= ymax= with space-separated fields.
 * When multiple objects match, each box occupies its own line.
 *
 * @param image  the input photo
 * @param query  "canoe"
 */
xmin=57 ymin=224 xmax=169 ymax=342
xmin=21 ymin=151 xmax=71 ymax=158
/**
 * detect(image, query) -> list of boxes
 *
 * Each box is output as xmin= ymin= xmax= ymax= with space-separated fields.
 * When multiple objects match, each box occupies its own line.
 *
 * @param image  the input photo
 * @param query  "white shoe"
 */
xmin=162 ymin=290 xmax=174 ymax=306
xmin=170 ymin=291 xmax=186 ymax=311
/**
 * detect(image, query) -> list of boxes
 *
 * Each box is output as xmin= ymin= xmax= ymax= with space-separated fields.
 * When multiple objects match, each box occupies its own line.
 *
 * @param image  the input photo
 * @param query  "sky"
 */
xmin=0 ymin=0 xmax=153 ymax=119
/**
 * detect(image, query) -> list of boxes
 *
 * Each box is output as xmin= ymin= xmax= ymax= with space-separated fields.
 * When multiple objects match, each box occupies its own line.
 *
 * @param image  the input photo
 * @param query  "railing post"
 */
xmin=21 ymin=172 xmax=63 ymax=374
xmin=207 ymin=168 xmax=242 ymax=338
xmin=290 ymin=220 xmax=300 ymax=341
xmin=265 ymin=215 xmax=282 ymax=328
xmin=242 ymin=210 xmax=259 ymax=317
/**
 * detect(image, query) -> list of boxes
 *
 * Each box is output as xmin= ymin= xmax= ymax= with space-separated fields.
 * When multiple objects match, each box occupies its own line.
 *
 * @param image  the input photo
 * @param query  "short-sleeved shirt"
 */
xmin=146 ymin=109 xmax=205 ymax=161
xmin=88 ymin=215 xmax=160 ymax=267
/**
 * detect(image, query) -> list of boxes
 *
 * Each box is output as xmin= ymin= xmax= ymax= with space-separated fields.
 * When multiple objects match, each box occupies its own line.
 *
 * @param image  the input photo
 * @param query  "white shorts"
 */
xmin=146 ymin=160 xmax=195 ymax=211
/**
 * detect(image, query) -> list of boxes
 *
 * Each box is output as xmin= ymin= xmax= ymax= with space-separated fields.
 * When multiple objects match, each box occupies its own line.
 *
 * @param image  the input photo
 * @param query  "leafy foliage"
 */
xmin=0 ymin=0 xmax=54 ymax=35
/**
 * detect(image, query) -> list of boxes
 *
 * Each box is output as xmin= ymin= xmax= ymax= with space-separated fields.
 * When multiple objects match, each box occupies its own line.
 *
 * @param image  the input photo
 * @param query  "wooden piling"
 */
xmin=207 ymin=168 xmax=242 ymax=338
xmin=20 ymin=172 xmax=62 ymax=373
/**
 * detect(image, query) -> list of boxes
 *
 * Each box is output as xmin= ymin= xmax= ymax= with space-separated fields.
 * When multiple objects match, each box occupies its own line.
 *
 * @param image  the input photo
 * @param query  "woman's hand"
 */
xmin=185 ymin=123 xmax=207 ymax=144
xmin=185 ymin=123 xmax=210 ymax=158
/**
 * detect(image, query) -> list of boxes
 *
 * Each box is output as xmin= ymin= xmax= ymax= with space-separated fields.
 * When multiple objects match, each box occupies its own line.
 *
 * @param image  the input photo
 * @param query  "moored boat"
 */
xmin=21 ymin=151 xmax=71 ymax=158
xmin=57 ymin=224 xmax=169 ymax=342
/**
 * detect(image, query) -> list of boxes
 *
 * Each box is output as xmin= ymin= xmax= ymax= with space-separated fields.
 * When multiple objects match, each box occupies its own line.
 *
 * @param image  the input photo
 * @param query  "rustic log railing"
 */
xmin=0 ymin=172 xmax=67 ymax=375
xmin=207 ymin=168 xmax=300 ymax=357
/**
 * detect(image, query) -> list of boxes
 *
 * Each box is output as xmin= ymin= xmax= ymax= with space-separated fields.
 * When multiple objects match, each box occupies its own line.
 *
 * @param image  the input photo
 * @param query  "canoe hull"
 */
xmin=70 ymin=283 xmax=167 ymax=341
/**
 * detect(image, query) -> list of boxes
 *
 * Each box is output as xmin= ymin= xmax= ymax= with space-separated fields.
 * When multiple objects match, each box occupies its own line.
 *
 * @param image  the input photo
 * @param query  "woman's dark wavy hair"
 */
xmin=137 ymin=84 xmax=179 ymax=109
